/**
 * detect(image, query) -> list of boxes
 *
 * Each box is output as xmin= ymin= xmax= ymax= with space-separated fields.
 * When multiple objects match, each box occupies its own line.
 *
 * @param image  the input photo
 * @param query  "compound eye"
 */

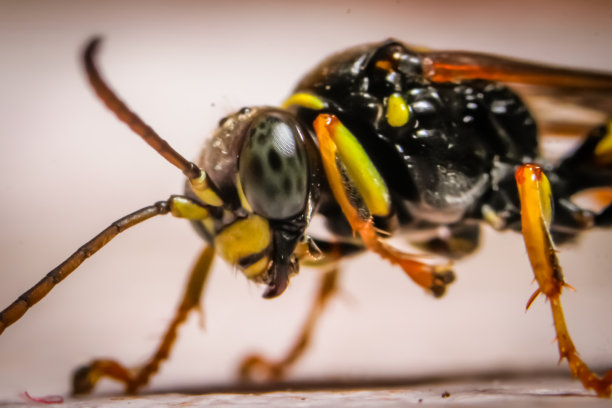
xmin=238 ymin=114 xmax=309 ymax=220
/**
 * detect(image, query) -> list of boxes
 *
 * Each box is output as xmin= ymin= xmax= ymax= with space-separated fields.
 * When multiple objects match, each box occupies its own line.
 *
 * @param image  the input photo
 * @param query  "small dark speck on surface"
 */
xmin=441 ymin=390 xmax=451 ymax=398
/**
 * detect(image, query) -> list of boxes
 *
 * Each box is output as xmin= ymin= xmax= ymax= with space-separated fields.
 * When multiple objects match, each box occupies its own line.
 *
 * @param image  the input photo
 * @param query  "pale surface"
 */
xmin=0 ymin=0 xmax=611 ymax=405
xmin=3 ymin=373 xmax=612 ymax=407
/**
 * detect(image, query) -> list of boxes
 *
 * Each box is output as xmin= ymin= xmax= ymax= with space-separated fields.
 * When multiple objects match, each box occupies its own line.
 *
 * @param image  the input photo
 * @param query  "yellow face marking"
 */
xmin=189 ymin=172 xmax=223 ymax=207
xmin=242 ymin=256 xmax=270 ymax=279
xmin=386 ymin=93 xmax=409 ymax=127
xmin=314 ymin=114 xmax=390 ymax=217
xmin=282 ymin=93 xmax=325 ymax=110
xmin=214 ymin=214 xmax=271 ymax=265
xmin=594 ymin=120 xmax=612 ymax=165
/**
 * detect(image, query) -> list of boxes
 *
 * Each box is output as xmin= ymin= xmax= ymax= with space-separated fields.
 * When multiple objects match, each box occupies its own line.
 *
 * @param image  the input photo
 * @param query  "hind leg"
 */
xmin=516 ymin=163 xmax=612 ymax=397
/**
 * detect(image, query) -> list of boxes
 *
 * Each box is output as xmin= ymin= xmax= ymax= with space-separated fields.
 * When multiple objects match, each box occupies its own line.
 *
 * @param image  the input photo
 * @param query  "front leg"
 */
xmin=71 ymin=196 xmax=215 ymax=395
xmin=72 ymin=245 xmax=214 ymax=394
xmin=313 ymin=114 xmax=454 ymax=297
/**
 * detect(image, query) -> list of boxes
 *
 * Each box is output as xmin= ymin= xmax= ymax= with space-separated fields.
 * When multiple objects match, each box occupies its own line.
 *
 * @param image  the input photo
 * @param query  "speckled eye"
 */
xmin=238 ymin=114 xmax=309 ymax=220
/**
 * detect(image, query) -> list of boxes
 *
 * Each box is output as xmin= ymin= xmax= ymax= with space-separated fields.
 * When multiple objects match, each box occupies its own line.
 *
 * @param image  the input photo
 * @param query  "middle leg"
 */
xmin=238 ymin=238 xmax=361 ymax=381
xmin=239 ymin=267 xmax=340 ymax=381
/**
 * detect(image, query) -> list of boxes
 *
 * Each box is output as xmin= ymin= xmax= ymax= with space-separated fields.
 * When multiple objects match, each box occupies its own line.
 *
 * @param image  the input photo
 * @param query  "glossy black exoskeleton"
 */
xmin=287 ymin=40 xmax=610 ymax=255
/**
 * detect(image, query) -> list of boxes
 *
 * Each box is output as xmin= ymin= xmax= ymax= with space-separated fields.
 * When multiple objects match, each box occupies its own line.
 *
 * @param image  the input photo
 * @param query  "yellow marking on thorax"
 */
xmin=386 ymin=93 xmax=409 ymax=127
xmin=214 ymin=214 xmax=271 ymax=265
xmin=282 ymin=93 xmax=325 ymax=110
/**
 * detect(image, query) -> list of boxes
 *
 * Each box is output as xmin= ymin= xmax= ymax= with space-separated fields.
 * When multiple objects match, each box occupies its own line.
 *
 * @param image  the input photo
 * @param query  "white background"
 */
xmin=0 ymin=0 xmax=611 ymax=399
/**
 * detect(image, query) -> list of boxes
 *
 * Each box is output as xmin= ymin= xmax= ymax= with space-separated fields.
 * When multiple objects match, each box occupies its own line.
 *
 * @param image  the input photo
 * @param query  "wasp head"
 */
xmin=189 ymin=107 xmax=321 ymax=298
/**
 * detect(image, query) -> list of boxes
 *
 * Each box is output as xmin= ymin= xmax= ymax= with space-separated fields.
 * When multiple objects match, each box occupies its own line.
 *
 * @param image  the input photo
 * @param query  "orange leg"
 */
xmin=516 ymin=164 xmax=612 ymax=397
xmin=239 ymin=267 xmax=340 ymax=381
xmin=313 ymin=114 xmax=454 ymax=297
xmin=72 ymin=246 xmax=214 ymax=394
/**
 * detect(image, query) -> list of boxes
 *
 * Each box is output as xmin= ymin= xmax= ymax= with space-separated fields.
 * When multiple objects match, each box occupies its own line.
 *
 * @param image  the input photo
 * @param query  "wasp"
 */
xmin=1 ymin=38 xmax=611 ymax=397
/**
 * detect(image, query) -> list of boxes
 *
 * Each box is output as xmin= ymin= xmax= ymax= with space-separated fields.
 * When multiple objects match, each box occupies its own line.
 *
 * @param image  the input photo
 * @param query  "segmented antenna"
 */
xmin=83 ymin=37 xmax=202 ymax=181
